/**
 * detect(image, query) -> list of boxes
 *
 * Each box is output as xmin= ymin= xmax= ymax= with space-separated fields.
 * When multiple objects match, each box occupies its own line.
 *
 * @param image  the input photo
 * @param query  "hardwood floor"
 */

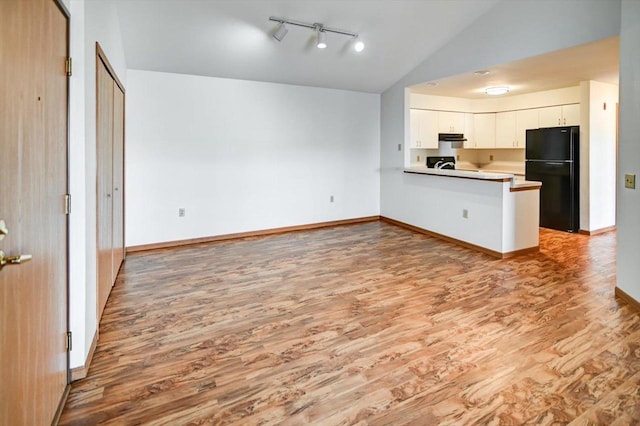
xmin=60 ymin=222 xmax=640 ymax=425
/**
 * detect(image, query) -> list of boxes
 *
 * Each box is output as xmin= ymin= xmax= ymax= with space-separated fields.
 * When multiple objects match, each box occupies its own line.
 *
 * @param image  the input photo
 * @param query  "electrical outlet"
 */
xmin=625 ymin=174 xmax=636 ymax=189
xmin=489 ymin=155 xmax=494 ymax=161
xmin=462 ymin=209 xmax=468 ymax=219
xmin=330 ymin=195 xmax=334 ymax=203
xmin=417 ymin=155 xmax=421 ymax=162
xmin=456 ymin=155 xmax=460 ymax=161
xmin=178 ymin=208 xmax=185 ymax=217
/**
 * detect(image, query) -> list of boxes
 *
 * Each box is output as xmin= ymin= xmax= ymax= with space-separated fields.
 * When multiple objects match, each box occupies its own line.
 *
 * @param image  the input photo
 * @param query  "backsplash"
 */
xmin=410 ymin=147 xmax=525 ymax=175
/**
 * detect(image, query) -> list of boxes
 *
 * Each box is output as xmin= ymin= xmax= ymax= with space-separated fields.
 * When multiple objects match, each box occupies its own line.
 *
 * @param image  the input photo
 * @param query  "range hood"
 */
xmin=438 ymin=133 xmax=467 ymax=142
xmin=438 ymin=133 xmax=466 ymax=148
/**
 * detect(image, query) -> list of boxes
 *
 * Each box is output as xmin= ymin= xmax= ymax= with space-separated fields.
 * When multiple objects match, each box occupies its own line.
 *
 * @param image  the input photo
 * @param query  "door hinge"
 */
xmin=65 ymin=57 xmax=72 ymax=77
xmin=64 ymin=194 xmax=71 ymax=215
xmin=66 ymin=331 xmax=72 ymax=352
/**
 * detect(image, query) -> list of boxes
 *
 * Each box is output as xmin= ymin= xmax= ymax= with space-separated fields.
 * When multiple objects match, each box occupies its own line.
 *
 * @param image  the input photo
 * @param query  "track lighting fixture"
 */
xmin=273 ymin=22 xmax=288 ymax=42
xmin=269 ymin=16 xmax=365 ymax=52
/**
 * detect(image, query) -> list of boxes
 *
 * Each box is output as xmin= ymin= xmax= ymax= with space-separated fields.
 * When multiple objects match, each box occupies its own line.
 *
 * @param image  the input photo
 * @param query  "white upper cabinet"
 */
xmin=473 ymin=113 xmax=496 ymax=149
xmin=409 ymin=109 xmax=438 ymax=149
xmin=561 ymin=104 xmax=580 ymax=126
xmin=495 ymin=111 xmax=517 ymax=148
xmin=496 ymin=109 xmax=540 ymax=148
xmin=463 ymin=113 xmax=475 ymax=148
xmin=538 ymin=104 xmax=580 ymax=127
xmin=438 ymin=111 xmax=465 ymax=133
xmin=515 ymin=109 xmax=539 ymax=148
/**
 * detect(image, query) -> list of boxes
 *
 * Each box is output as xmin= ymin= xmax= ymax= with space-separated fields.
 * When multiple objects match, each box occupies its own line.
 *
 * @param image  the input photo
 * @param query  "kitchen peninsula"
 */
xmin=396 ymin=167 xmax=541 ymax=258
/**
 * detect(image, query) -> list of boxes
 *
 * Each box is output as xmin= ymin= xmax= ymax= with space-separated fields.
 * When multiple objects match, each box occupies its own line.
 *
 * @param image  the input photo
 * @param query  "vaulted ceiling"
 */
xmin=113 ymin=0 xmax=500 ymax=93
xmin=111 ymin=1 xmax=618 ymax=96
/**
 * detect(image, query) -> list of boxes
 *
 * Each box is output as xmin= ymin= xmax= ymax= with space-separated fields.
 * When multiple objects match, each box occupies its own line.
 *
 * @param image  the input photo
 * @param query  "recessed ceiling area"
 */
xmin=410 ymin=36 xmax=619 ymax=98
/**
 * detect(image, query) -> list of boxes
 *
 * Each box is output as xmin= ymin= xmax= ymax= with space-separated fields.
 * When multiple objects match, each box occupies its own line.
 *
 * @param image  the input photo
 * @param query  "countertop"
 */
xmin=404 ymin=166 xmax=541 ymax=190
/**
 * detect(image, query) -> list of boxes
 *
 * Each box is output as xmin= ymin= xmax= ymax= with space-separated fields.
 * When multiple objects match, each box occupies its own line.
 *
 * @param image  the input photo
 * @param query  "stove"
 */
xmin=426 ymin=156 xmax=456 ymax=169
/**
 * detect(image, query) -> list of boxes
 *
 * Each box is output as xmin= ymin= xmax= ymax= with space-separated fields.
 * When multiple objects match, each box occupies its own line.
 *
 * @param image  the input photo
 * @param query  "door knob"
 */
xmin=0 ymin=220 xmax=7 ymax=241
xmin=0 ymin=250 xmax=33 ymax=271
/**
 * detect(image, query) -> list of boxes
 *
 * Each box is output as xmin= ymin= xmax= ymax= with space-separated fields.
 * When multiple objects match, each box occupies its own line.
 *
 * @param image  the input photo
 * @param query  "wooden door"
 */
xmin=112 ymin=85 xmax=125 ymax=278
xmin=97 ymin=59 xmax=114 ymax=321
xmin=0 ymin=0 xmax=69 ymax=423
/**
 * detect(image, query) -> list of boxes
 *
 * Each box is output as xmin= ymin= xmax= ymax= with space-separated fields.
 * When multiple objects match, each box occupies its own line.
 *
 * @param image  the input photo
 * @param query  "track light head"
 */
xmin=273 ymin=22 xmax=288 ymax=42
xmin=316 ymin=25 xmax=327 ymax=49
xmin=353 ymin=36 xmax=365 ymax=52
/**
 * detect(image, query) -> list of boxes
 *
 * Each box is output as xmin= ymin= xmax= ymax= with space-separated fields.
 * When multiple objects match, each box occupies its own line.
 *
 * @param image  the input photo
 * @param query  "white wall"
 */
xmin=125 ymin=70 xmax=380 ymax=247
xmin=617 ymin=0 xmax=640 ymax=301
xmin=583 ymin=81 xmax=618 ymax=232
xmin=399 ymin=174 xmax=506 ymax=252
xmin=68 ymin=0 xmax=128 ymax=369
xmin=381 ymin=0 xmax=621 ymax=232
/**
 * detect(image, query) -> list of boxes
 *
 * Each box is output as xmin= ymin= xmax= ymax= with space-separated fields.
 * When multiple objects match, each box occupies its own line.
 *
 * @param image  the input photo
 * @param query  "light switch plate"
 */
xmin=625 ymin=174 xmax=636 ymax=189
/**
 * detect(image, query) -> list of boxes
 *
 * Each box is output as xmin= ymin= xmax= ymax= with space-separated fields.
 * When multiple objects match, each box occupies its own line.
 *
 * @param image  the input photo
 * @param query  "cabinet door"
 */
xmin=409 ymin=109 xmax=422 ymax=148
xmin=112 ymin=84 xmax=125 ymax=279
xmin=562 ymin=104 xmax=580 ymax=126
xmin=473 ymin=113 xmax=496 ymax=149
xmin=97 ymin=60 xmax=114 ymax=322
xmin=495 ymin=111 xmax=516 ymax=148
xmin=463 ymin=113 xmax=475 ymax=148
xmin=451 ymin=112 xmax=465 ymax=133
xmin=438 ymin=111 xmax=465 ymax=133
xmin=421 ymin=110 xmax=439 ymax=148
xmin=515 ymin=109 xmax=539 ymax=148
xmin=538 ymin=106 xmax=562 ymax=127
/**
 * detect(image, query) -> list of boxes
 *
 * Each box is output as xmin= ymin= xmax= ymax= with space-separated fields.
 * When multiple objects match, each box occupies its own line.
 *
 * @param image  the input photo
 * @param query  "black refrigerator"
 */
xmin=525 ymin=126 xmax=579 ymax=232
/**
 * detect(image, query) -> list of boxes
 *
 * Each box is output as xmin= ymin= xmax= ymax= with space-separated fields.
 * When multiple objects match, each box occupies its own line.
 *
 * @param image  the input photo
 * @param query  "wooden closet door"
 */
xmin=112 ymin=84 xmax=125 ymax=279
xmin=0 ymin=0 xmax=69 ymax=423
xmin=97 ymin=59 xmax=114 ymax=321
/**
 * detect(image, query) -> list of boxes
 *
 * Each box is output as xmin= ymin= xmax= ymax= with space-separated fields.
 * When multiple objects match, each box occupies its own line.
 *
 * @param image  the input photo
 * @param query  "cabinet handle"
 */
xmin=558 ymin=118 xmax=561 ymax=125
xmin=564 ymin=118 xmax=566 ymax=125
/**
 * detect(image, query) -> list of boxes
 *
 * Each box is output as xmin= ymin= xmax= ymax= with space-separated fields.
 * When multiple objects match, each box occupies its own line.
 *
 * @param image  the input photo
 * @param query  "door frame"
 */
xmin=53 ymin=0 xmax=72 ymax=422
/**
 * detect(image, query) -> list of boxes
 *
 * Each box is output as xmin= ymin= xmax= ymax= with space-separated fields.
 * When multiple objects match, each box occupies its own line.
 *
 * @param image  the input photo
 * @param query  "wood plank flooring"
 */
xmin=59 ymin=222 xmax=640 ymax=425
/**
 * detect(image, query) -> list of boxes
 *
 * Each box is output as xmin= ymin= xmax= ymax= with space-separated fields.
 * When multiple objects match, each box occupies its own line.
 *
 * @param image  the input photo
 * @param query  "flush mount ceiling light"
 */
xmin=485 ymin=86 xmax=510 ymax=96
xmin=269 ymin=16 xmax=364 ymax=52
xmin=474 ymin=70 xmax=490 ymax=75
